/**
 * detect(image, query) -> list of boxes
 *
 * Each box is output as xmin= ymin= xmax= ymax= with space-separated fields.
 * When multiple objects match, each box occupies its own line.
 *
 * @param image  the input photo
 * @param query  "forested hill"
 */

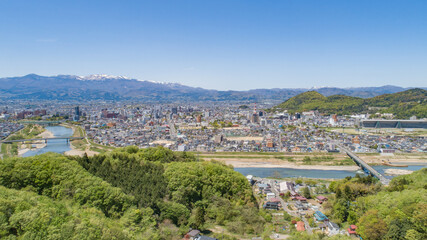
xmin=0 ymin=147 xmax=266 ymax=239
xmin=272 ymin=88 xmax=427 ymax=118
xmin=326 ymin=168 xmax=427 ymax=240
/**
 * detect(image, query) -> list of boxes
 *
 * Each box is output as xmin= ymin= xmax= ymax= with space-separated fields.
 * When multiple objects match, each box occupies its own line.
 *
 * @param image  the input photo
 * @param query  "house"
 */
xmin=258 ymin=183 xmax=269 ymax=190
xmin=266 ymin=192 xmax=276 ymax=200
xmin=263 ymin=201 xmax=280 ymax=210
xmin=314 ymin=211 xmax=328 ymax=221
xmin=295 ymin=196 xmax=307 ymax=202
xmin=316 ymin=195 xmax=328 ymax=204
xmin=279 ymin=181 xmax=294 ymax=192
xmin=347 ymin=225 xmax=357 ymax=235
xmin=318 ymin=223 xmax=327 ymax=232
xmin=327 ymin=221 xmax=340 ymax=235
xmin=294 ymin=201 xmax=308 ymax=210
xmin=195 ymin=236 xmax=218 ymax=240
xmin=290 ymin=190 xmax=298 ymax=197
xmin=296 ymin=221 xmax=305 ymax=231
xmin=184 ymin=229 xmax=201 ymax=239
xmin=269 ymin=197 xmax=281 ymax=203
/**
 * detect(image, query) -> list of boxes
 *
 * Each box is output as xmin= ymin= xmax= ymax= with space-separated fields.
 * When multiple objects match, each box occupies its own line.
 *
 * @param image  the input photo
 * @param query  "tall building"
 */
xmin=251 ymin=113 xmax=259 ymax=124
xmin=251 ymin=103 xmax=260 ymax=124
xmin=73 ymin=106 xmax=80 ymax=121
xmin=204 ymin=111 xmax=211 ymax=118
xmin=171 ymin=107 xmax=178 ymax=114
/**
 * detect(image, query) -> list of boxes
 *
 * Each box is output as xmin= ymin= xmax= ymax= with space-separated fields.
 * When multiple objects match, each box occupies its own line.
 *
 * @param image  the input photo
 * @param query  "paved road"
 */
xmin=167 ymin=118 xmax=177 ymax=139
xmin=338 ymin=144 xmax=390 ymax=185
xmin=1 ymin=137 xmax=83 ymax=143
xmin=301 ymin=216 xmax=313 ymax=234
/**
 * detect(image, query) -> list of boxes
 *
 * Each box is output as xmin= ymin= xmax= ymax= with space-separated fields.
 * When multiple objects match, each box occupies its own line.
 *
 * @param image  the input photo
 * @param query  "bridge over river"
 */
xmin=19 ymin=120 xmax=64 ymax=126
xmin=1 ymin=137 xmax=83 ymax=144
xmin=338 ymin=145 xmax=390 ymax=185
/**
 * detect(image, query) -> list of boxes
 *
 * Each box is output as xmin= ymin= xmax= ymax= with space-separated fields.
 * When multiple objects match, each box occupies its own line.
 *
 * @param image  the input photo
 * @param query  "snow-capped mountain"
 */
xmin=76 ymin=74 xmax=131 ymax=81
xmin=0 ymin=74 xmax=423 ymax=102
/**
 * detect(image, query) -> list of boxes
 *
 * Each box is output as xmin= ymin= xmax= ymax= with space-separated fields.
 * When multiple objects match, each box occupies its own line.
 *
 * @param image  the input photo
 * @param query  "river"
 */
xmin=22 ymin=126 xmax=73 ymax=157
xmin=235 ymin=164 xmax=426 ymax=179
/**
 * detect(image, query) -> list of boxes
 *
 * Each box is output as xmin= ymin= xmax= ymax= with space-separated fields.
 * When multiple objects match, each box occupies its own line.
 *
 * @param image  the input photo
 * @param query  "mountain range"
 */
xmin=0 ymin=74 xmax=425 ymax=102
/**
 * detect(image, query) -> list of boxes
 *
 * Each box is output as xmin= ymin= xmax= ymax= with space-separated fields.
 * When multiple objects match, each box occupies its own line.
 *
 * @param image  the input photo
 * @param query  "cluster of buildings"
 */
xmin=1 ymin=109 xmax=47 ymax=120
xmin=254 ymin=177 xmax=359 ymax=237
xmin=0 ymin=101 xmax=425 ymax=154
xmin=340 ymin=132 xmax=426 ymax=153
xmin=81 ymin=105 xmax=425 ymax=154
xmin=0 ymin=121 xmax=23 ymax=140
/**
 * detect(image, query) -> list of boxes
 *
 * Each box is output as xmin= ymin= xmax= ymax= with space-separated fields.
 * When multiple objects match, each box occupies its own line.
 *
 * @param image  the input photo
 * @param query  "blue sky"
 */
xmin=0 ymin=0 xmax=426 ymax=90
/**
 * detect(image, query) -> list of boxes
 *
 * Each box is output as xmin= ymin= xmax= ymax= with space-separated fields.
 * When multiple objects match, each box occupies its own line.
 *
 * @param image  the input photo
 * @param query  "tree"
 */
xmin=404 ymin=229 xmax=423 ymax=240
xmin=159 ymin=202 xmax=190 ymax=226
xmin=304 ymin=180 xmax=316 ymax=186
xmin=343 ymin=185 xmax=352 ymax=200
xmin=283 ymin=211 xmax=292 ymax=221
xmin=357 ymin=210 xmax=387 ymax=240
xmin=335 ymin=188 xmax=342 ymax=199
xmin=347 ymin=210 xmax=358 ymax=225
xmin=315 ymin=184 xmax=327 ymax=194
xmin=189 ymin=203 xmax=206 ymax=229
xmin=384 ymin=218 xmax=412 ymax=240
xmin=301 ymin=187 xmax=311 ymax=199
xmin=333 ymin=199 xmax=349 ymax=223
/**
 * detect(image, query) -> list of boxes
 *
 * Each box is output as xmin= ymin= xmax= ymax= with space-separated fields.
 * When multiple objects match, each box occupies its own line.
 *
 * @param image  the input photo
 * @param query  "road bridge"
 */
xmin=1 ymin=137 xmax=83 ymax=144
xmin=338 ymin=145 xmax=390 ymax=185
xmin=19 ymin=120 xmax=64 ymax=126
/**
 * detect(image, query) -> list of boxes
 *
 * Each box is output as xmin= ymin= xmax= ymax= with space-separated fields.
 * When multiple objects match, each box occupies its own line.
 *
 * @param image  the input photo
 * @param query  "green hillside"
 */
xmin=0 ymin=147 xmax=266 ymax=239
xmin=326 ymin=168 xmax=427 ymax=240
xmin=272 ymin=88 xmax=427 ymax=118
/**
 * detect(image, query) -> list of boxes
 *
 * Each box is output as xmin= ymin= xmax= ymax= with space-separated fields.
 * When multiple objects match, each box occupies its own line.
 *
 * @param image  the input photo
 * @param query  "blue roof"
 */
xmin=314 ymin=211 xmax=328 ymax=221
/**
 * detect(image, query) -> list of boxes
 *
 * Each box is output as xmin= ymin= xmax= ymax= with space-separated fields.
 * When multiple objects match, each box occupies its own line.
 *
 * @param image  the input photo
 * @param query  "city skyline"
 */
xmin=1 ymin=0 xmax=427 ymax=90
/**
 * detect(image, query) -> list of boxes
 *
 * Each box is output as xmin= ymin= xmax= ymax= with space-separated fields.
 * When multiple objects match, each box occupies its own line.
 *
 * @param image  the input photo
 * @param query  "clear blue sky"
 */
xmin=1 ymin=0 xmax=426 ymax=90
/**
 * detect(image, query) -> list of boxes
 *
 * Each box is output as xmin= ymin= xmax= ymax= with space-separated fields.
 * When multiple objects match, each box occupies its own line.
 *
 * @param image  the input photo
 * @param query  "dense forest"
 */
xmin=325 ymin=169 xmax=426 ymax=240
xmin=272 ymin=88 xmax=427 ymax=118
xmin=0 ymin=147 xmax=266 ymax=239
xmin=1 ymin=146 xmax=425 ymax=239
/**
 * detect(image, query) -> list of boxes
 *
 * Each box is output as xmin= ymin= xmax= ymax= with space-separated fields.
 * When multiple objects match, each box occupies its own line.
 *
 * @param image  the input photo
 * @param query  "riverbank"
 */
xmin=64 ymin=141 xmax=98 ymax=157
xmin=213 ymin=159 xmax=359 ymax=171
xmin=361 ymin=154 xmax=427 ymax=164
xmin=200 ymin=151 xmax=427 ymax=171
xmin=384 ymin=168 xmax=414 ymax=176
xmin=18 ymin=128 xmax=55 ymax=156
xmin=62 ymin=124 xmax=98 ymax=157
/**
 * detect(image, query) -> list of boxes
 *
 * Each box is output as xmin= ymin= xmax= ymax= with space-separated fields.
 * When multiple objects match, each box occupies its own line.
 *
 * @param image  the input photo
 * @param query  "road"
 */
xmin=338 ymin=144 xmax=390 ymax=185
xmin=1 ymin=137 xmax=84 ymax=143
xmin=167 ymin=118 xmax=177 ymax=139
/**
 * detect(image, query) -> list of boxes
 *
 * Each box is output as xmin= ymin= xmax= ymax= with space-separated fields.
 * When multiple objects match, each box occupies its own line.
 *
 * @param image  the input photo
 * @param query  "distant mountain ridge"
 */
xmin=273 ymin=89 xmax=427 ymax=118
xmin=0 ymin=74 xmax=425 ymax=102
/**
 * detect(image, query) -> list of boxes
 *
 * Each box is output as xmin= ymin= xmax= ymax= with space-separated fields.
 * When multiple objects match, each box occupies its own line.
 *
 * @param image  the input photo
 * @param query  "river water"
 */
xmin=235 ymin=164 xmax=426 ymax=179
xmin=22 ymin=126 xmax=73 ymax=157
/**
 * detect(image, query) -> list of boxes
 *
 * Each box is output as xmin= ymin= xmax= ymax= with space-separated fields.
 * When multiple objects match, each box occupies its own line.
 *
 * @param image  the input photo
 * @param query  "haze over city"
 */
xmin=1 ymin=0 xmax=427 ymax=90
